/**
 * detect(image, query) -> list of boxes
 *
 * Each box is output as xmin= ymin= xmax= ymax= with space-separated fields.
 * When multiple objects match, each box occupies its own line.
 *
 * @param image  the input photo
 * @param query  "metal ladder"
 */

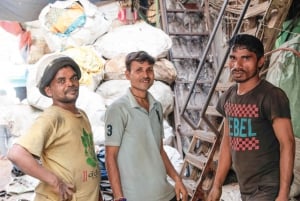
xmin=159 ymin=0 xmax=251 ymax=200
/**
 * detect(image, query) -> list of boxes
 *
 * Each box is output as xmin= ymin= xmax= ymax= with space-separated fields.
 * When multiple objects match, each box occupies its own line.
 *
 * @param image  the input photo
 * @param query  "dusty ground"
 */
xmin=0 ymin=157 xmax=12 ymax=191
xmin=0 ymin=157 xmax=36 ymax=201
xmin=0 ymin=156 xmax=241 ymax=201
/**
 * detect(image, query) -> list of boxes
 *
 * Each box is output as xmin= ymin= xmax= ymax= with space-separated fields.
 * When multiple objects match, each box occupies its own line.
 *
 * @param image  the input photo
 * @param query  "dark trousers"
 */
xmin=241 ymin=185 xmax=279 ymax=201
xmin=170 ymin=196 xmax=178 ymax=201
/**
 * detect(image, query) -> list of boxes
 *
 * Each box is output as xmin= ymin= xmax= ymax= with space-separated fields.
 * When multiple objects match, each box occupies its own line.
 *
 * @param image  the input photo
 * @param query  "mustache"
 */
xmin=66 ymin=86 xmax=79 ymax=93
xmin=141 ymin=78 xmax=150 ymax=82
xmin=231 ymin=68 xmax=245 ymax=73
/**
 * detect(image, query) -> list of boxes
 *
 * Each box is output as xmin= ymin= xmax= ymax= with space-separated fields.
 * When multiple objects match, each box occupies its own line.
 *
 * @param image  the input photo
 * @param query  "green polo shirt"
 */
xmin=104 ymin=89 xmax=175 ymax=201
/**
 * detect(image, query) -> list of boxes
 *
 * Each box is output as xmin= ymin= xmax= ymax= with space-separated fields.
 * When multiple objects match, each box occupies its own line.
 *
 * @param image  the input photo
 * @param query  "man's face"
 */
xmin=125 ymin=60 xmax=154 ymax=92
xmin=45 ymin=66 xmax=80 ymax=104
xmin=228 ymin=46 xmax=264 ymax=83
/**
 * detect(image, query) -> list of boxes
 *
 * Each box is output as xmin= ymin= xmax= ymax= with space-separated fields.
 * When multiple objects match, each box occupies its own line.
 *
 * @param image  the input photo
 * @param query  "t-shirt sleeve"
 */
xmin=263 ymin=87 xmax=291 ymax=121
xmin=16 ymin=114 xmax=53 ymax=158
xmin=216 ymin=96 xmax=226 ymax=117
xmin=216 ymin=86 xmax=234 ymax=117
xmin=104 ymin=105 xmax=126 ymax=146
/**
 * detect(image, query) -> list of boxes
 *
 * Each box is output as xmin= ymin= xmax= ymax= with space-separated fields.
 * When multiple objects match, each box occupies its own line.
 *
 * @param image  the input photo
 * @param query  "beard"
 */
xmin=232 ymin=68 xmax=259 ymax=83
xmin=60 ymin=87 xmax=79 ymax=103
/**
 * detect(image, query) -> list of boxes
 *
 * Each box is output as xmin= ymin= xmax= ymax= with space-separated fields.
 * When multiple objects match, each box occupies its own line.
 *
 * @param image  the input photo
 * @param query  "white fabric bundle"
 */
xmin=94 ymin=21 xmax=172 ymax=59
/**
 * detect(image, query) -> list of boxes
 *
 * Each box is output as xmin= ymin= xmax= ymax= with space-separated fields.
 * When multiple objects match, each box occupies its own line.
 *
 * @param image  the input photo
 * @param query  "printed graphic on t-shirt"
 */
xmin=81 ymin=128 xmax=97 ymax=167
xmin=224 ymin=103 xmax=260 ymax=151
xmin=82 ymin=169 xmax=99 ymax=182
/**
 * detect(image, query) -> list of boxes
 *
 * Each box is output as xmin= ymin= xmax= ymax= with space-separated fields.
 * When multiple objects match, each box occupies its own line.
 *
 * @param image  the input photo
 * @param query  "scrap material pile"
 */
xmin=0 ymin=0 xmax=299 ymax=200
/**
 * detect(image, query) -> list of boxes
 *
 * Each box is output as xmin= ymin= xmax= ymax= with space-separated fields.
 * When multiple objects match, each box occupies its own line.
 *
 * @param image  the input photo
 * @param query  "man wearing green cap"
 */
xmin=8 ymin=54 xmax=103 ymax=201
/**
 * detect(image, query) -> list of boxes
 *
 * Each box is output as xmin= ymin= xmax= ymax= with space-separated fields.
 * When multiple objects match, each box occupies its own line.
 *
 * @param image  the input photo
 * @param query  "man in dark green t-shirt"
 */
xmin=208 ymin=34 xmax=295 ymax=201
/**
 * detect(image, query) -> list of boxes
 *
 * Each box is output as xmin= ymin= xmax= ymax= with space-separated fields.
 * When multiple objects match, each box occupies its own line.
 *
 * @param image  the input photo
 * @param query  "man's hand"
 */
xmin=175 ymin=180 xmax=188 ymax=201
xmin=52 ymin=177 xmax=75 ymax=201
xmin=275 ymin=194 xmax=289 ymax=201
xmin=207 ymin=185 xmax=222 ymax=201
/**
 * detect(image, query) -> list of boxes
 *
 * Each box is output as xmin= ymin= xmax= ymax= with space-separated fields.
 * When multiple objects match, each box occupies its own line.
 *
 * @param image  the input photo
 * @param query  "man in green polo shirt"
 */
xmin=104 ymin=51 xmax=188 ymax=201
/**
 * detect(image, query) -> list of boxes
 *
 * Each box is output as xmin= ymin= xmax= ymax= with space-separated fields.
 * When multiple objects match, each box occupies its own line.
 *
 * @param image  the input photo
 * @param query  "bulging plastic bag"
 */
xmin=39 ymin=0 xmax=111 ymax=51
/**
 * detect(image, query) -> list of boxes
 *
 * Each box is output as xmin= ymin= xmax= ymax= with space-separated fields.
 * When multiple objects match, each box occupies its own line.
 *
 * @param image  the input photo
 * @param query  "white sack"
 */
xmin=164 ymin=145 xmax=183 ymax=173
xmin=62 ymin=46 xmax=106 ymax=91
xmin=154 ymin=58 xmax=177 ymax=85
xmin=76 ymin=86 xmax=106 ymax=145
xmin=94 ymin=21 xmax=172 ymax=59
xmin=0 ymin=27 xmax=25 ymax=65
xmin=39 ymin=0 xmax=111 ymax=52
xmin=0 ymin=103 xmax=41 ymax=156
xmin=104 ymin=54 xmax=177 ymax=85
xmin=163 ymin=120 xmax=175 ymax=146
xmin=103 ymin=54 xmax=127 ymax=80
xmin=95 ymin=80 xmax=174 ymax=118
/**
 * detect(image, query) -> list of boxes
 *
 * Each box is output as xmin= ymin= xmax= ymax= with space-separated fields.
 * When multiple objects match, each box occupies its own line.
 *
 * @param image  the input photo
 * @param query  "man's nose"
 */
xmin=66 ymin=78 xmax=75 ymax=86
xmin=232 ymin=59 xmax=242 ymax=69
xmin=142 ymin=70 xmax=150 ymax=77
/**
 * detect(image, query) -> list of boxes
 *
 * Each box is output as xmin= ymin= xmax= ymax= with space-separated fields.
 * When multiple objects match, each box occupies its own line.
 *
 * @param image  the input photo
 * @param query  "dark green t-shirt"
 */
xmin=217 ymin=79 xmax=291 ymax=194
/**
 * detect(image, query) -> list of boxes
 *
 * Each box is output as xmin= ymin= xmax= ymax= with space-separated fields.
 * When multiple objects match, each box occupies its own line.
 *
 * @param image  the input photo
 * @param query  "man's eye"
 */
xmin=229 ymin=56 xmax=235 ymax=60
xmin=72 ymin=76 xmax=79 ymax=81
xmin=57 ymin=79 xmax=65 ymax=84
xmin=147 ymin=68 xmax=154 ymax=72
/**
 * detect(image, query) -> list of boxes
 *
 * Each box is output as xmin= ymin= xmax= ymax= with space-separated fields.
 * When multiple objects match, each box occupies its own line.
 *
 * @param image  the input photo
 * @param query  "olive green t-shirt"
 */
xmin=17 ymin=106 xmax=100 ymax=201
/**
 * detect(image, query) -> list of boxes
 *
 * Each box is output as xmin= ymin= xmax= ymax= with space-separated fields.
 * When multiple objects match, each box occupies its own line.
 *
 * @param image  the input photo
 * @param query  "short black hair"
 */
xmin=125 ymin=51 xmax=155 ymax=71
xmin=228 ymin=34 xmax=264 ymax=59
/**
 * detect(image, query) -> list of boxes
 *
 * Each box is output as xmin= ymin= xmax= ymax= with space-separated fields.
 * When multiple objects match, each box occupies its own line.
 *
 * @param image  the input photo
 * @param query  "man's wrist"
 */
xmin=212 ymin=183 xmax=222 ymax=189
xmin=211 ymin=178 xmax=223 ymax=188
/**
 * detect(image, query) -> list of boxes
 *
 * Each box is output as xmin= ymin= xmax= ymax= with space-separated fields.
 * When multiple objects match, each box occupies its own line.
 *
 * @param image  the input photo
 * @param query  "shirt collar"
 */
xmin=126 ymin=88 xmax=158 ymax=111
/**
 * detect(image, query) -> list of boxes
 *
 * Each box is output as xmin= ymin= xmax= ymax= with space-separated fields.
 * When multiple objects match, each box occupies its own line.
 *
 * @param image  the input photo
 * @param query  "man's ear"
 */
xmin=258 ymin=56 xmax=265 ymax=69
xmin=125 ymin=70 xmax=130 ymax=80
xmin=44 ymin=86 xmax=53 ymax=97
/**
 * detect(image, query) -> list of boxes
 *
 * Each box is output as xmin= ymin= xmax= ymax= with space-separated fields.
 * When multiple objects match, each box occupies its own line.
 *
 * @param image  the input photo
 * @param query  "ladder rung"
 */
xmin=179 ymin=106 xmax=222 ymax=117
xmin=193 ymin=130 xmax=216 ymax=143
xmin=168 ymin=32 xmax=209 ymax=36
xmin=206 ymin=106 xmax=222 ymax=117
xmin=166 ymin=8 xmax=203 ymax=13
xmin=185 ymin=153 xmax=207 ymax=170
xmin=171 ymin=55 xmax=201 ymax=60
xmin=182 ymin=178 xmax=196 ymax=196
xmin=175 ymin=80 xmax=211 ymax=84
